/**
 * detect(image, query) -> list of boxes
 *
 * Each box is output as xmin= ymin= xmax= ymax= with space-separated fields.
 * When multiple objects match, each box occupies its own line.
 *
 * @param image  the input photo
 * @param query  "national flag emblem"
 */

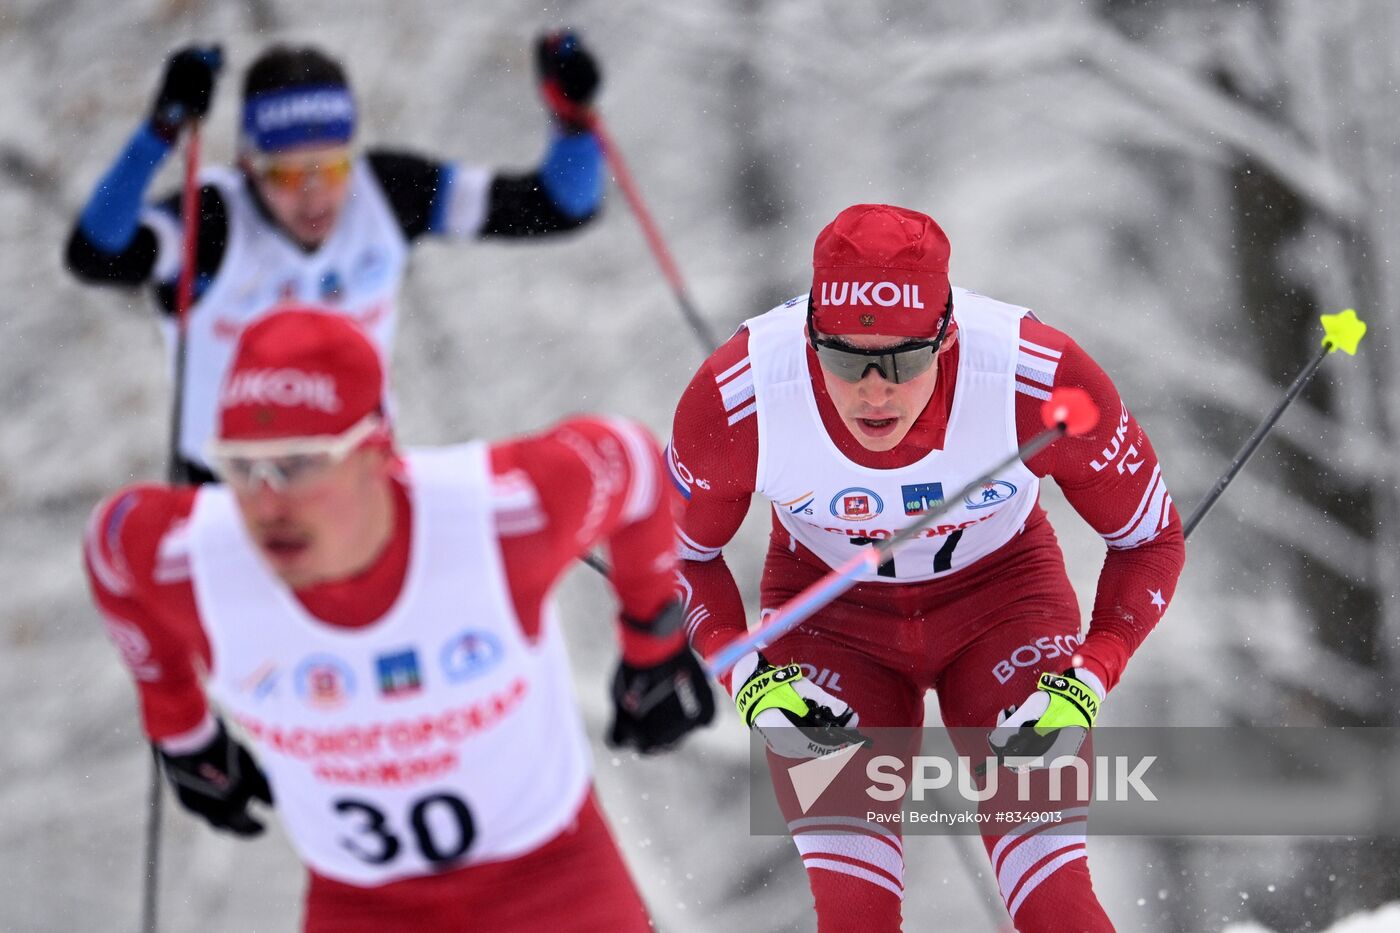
xmin=376 ymin=649 xmax=423 ymax=698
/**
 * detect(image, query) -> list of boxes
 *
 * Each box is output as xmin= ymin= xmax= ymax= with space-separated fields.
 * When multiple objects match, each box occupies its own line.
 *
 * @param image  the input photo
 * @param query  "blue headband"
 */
xmin=242 ymin=85 xmax=356 ymax=152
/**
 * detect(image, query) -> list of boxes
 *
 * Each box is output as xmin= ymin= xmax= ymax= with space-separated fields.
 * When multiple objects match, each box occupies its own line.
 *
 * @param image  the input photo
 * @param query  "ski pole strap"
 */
xmin=1034 ymin=672 xmax=1100 ymax=731
xmin=733 ymin=663 xmax=807 ymax=726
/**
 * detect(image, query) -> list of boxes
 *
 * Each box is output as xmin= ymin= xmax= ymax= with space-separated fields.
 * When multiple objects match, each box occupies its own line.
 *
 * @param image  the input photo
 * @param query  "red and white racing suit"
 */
xmin=669 ymin=290 xmax=1186 ymax=932
xmin=85 ymin=417 xmax=681 ymax=933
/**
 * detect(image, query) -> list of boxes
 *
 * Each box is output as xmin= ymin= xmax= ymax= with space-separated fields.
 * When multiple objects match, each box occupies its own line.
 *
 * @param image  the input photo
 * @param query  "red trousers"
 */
xmin=303 ymin=789 xmax=650 ymax=933
xmin=761 ymin=509 xmax=1114 ymax=932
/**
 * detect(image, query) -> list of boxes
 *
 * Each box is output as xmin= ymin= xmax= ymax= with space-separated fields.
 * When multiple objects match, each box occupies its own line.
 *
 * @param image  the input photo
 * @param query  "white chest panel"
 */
xmin=163 ymin=162 xmax=410 ymax=466
xmin=748 ymin=289 xmax=1038 ymax=584
xmin=190 ymin=444 xmax=590 ymax=885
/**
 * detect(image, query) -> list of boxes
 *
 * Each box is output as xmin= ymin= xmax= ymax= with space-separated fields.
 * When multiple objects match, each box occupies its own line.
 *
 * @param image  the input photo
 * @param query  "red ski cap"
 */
xmin=217 ymin=306 xmax=383 ymax=441
xmin=810 ymin=204 xmax=951 ymax=339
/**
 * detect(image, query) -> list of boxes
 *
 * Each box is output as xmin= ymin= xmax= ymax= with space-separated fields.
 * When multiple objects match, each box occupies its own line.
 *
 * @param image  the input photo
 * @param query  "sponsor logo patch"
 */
xmin=440 ymin=631 xmax=503 ymax=684
xmin=818 ymin=281 xmax=927 ymax=309
xmin=238 ymin=660 xmax=281 ymax=701
xmin=901 ymin=482 xmax=944 ymax=516
xmin=964 ymin=480 xmax=1017 ymax=510
xmin=780 ymin=490 xmax=816 ymax=515
xmin=221 ymin=367 xmax=342 ymax=413
xmin=376 ymin=649 xmax=423 ymax=698
xmin=295 ymin=654 xmax=355 ymax=709
xmin=318 ymin=269 xmax=344 ymax=303
xmin=830 ymin=487 xmax=883 ymax=522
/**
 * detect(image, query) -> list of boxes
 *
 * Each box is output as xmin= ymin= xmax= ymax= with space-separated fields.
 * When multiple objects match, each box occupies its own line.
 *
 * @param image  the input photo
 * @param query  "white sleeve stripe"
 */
xmin=727 ymin=401 xmax=758 ymax=425
xmin=140 ymin=206 xmax=183 ymax=283
xmin=84 ymin=510 xmax=131 ymax=596
xmin=1008 ymin=848 xmax=1087 ymax=917
xmin=714 ymin=357 xmax=752 ymax=385
xmin=1103 ymin=468 xmax=1170 ymax=547
xmin=1106 ymin=480 xmax=1171 ymax=550
xmin=605 ymin=418 xmax=659 ymax=524
xmin=720 ymin=379 xmax=755 ymax=412
xmin=665 ymin=445 xmax=692 ymax=495
xmin=1015 ymin=362 xmax=1056 ymax=386
xmin=1102 ymin=466 xmax=1162 ymax=540
xmin=677 ymin=526 xmax=721 ymax=557
xmin=678 ymin=543 xmax=719 ymax=562
xmin=1015 ymin=381 xmax=1051 ymax=401
xmin=1017 ymin=347 xmax=1059 ymax=368
xmin=438 ymin=163 xmax=492 ymax=238
xmin=496 ymin=510 xmax=548 ymax=537
xmin=1019 ymin=338 xmax=1063 ymax=360
xmin=153 ymin=556 xmax=192 ymax=584
xmin=156 ymin=520 xmax=191 ymax=564
xmin=801 ymin=859 xmax=904 ymax=898
xmin=157 ymin=712 xmax=219 ymax=755
xmin=491 ymin=468 xmax=542 ymax=511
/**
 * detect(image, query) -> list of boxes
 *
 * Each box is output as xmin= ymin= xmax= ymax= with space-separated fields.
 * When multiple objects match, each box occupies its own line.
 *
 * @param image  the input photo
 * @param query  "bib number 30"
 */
xmin=334 ymin=793 xmax=476 ymax=866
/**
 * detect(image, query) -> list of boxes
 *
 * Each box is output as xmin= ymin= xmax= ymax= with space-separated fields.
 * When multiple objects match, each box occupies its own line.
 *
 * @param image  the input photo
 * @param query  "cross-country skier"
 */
xmin=667 ymin=203 xmax=1186 ymax=931
xmin=83 ymin=307 xmax=714 ymax=932
xmin=66 ymin=33 xmax=606 ymax=482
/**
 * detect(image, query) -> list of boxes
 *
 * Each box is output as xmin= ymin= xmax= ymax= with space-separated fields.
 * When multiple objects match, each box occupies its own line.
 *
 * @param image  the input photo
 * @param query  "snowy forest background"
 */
xmin=1 ymin=0 xmax=1397 ymax=930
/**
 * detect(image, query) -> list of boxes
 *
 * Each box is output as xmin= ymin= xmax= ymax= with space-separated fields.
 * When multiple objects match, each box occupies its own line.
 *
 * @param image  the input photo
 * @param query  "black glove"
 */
xmin=535 ymin=30 xmax=600 ymax=130
xmin=607 ymin=603 xmax=715 ymax=753
xmin=150 ymin=45 xmax=224 ymax=141
xmin=157 ymin=718 xmax=272 ymax=836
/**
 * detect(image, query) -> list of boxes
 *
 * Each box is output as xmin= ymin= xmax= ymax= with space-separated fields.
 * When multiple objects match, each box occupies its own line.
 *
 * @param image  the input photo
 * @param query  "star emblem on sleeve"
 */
xmin=1148 ymin=588 xmax=1166 ymax=613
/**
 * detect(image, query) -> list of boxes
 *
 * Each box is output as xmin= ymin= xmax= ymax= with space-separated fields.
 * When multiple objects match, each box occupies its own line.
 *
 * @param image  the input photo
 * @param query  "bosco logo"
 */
xmin=830 ymin=487 xmax=883 ymax=522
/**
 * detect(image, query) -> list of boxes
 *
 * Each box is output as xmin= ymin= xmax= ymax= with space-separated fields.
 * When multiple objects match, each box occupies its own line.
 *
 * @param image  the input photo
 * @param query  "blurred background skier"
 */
xmin=64 ymin=31 xmax=606 ymax=481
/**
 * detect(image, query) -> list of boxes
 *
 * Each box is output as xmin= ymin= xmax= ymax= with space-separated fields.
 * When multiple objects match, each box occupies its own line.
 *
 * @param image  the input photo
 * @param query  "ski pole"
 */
xmin=704 ymin=388 xmax=1101 ymax=678
xmin=587 ymin=112 xmax=720 ymax=353
xmin=142 ymin=118 xmax=205 ymax=933
xmin=1182 ymin=309 xmax=1367 ymax=539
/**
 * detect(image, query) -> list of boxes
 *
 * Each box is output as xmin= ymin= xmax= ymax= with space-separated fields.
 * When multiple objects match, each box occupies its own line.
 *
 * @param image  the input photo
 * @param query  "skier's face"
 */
xmin=246 ymin=143 xmax=354 ymax=249
xmin=817 ymin=330 xmax=956 ymax=452
xmin=231 ymin=443 xmax=395 ymax=589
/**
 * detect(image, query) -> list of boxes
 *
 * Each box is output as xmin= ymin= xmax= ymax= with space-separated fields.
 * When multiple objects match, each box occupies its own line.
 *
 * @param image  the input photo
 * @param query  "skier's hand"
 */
xmin=150 ymin=45 xmax=223 ymax=140
xmin=607 ymin=602 xmax=715 ymax=754
xmin=987 ymin=668 xmax=1105 ymax=772
xmin=534 ymin=29 xmax=600 ymax=131
xmin=732 ymin=652 xmax=867 ymax=760
xmin=157 ymin=717 xmax=272 ymax=836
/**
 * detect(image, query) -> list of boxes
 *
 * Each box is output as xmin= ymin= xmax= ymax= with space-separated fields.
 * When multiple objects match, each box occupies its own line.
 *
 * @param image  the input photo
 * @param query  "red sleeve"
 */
xmin=668 ymin=328 xmax=758 ymax=680
xmin=82 ymin=485 xmax=212 ymax=741
xmin=1015 ymin=317 xmax=1186 ymax=692
xmin=491 ymin=415 xmax=683 ymax=666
